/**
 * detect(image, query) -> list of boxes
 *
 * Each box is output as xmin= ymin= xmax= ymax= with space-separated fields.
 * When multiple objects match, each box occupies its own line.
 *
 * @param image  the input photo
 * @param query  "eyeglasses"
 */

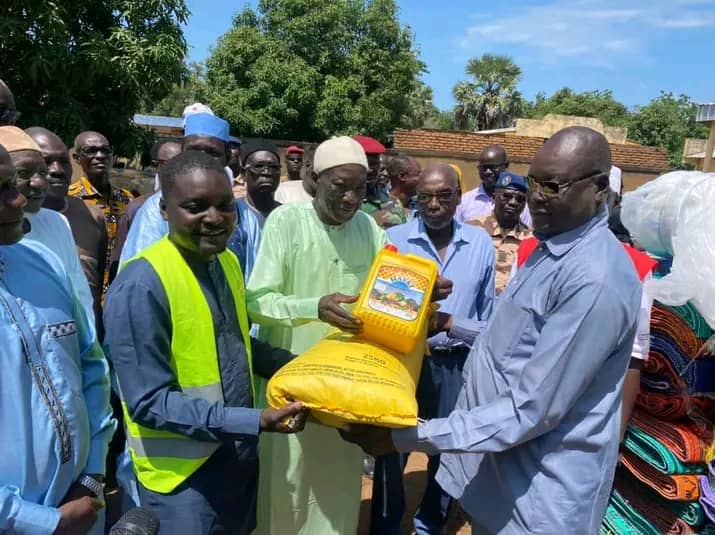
xmin=0 ymin=108 xmax=21 ymax=125
xmin=80 ymin=145 xmax=113 ymax=156
xmin=526 ymin=171 xmax=605 ymax=199
xmin=245 ymin=163 xmax=281 ymax=174
xmin=416 ymin=189 xmax=459 ymax=205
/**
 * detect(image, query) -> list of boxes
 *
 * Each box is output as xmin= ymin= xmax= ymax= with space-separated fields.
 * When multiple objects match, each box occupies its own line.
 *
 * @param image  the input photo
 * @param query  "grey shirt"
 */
xmin=393 ymin=210 xmax=642 ymax=534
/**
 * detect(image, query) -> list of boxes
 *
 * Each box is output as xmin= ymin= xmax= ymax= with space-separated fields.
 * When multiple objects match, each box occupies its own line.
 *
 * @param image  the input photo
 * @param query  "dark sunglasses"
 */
xmin=416 ymin=189 xmax=459 ymax=205
xmin=478 ymin=163 xmax=506 ymax=172
xmin=80 ymin=145 xmax=113 ymax=156
xmin=526 ymin=171 xmax=605 ymax=198
xmin=244 ymin=163 xmax=281 ymax=173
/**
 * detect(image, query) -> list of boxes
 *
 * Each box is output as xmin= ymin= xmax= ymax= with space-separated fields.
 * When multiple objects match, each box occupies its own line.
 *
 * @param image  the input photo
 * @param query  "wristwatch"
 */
xmin=78 ymin=474 xmax=104 ymax=497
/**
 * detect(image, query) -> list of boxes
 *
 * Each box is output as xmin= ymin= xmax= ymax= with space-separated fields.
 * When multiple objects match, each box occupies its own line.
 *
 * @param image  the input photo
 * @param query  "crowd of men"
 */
xmin=0 ymin=76 xmax=653 ymax=535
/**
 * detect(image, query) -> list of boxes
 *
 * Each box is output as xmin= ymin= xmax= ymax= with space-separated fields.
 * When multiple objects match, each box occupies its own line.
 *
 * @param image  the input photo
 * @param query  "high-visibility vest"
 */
xmin=121 ymin=236 xmax=254 ymax=493
xmin=516 ymin=237 xmax=658 ymax=281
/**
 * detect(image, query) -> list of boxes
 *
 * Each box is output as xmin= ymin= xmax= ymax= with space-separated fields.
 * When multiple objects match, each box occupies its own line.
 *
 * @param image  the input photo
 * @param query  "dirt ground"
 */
xmin=358 ymin=452 xmax=471 ymax=535
xmin=107 ymin=452 xmax=471 ymax=533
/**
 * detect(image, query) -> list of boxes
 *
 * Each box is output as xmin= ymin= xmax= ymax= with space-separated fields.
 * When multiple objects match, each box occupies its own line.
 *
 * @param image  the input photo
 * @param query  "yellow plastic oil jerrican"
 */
xmin=354 ymin=244 xmax=439 ymax=354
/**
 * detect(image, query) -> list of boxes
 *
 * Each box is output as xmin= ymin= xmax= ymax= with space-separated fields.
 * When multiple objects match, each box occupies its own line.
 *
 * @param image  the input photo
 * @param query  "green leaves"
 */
xmin=1 ymin=0 xmax=188 ymax=155
xmin=452 ymin=54 xmax=524 ymax=131
xmin=527 ymin=88 xmax=631 ymax=128
xmin=628 ymin=93 xmax=709 ymax=168
xmin=203 ymin=0 xmax=424 ymax=141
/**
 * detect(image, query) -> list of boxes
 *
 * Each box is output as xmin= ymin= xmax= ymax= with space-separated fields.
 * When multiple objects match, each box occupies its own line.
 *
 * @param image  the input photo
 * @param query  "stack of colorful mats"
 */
xmin=601 ymin=302 xmax=715 ymax=534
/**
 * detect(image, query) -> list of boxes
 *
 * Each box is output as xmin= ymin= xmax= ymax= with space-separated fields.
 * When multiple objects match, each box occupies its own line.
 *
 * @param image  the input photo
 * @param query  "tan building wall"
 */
xmin=515 ymin=114 xmax=628 ymax=144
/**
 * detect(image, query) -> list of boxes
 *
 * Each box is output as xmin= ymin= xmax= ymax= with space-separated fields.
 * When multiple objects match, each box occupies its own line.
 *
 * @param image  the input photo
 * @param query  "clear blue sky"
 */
xmin=184 ymin=0 xmax=715 ymax=111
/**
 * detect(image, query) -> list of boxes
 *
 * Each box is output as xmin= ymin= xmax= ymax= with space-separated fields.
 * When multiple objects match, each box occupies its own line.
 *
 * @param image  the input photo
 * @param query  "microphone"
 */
xmin=109 ymin=507 xmax=160 ymax=535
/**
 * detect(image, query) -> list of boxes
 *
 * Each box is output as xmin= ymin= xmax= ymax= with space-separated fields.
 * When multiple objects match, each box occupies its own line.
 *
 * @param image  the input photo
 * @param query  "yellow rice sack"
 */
xmin=266 ymin=330 xmax=427 ymax=428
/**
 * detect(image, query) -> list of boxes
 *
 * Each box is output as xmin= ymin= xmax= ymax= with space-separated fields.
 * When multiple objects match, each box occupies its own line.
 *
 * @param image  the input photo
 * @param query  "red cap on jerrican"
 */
xmin=384 ymin=244 xmax=398 ymax=253
xmin=286 ymin=145 xmax=305 ymax=155
xmin=352 ymin=135 xmax=386 ymax=155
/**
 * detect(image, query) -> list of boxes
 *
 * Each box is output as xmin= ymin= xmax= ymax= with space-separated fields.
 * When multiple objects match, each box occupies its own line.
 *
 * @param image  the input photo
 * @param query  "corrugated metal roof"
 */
xmin=133 ymin=114 xmax=184 ymax=128
xmin=696 ymin=103 xmax=715 ymax=123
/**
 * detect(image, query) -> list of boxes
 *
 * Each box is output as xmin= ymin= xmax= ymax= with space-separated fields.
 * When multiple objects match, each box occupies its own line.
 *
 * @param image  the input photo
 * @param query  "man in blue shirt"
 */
xmin=118 ymin=113 xmax=261 ymax=281
xmin=371 ymin=163 xmax=495 ymax=535
xmin=0 ymin=143 xmax=115 ymax=534
xmin=342 ymin=127 xmax=642 ymax=535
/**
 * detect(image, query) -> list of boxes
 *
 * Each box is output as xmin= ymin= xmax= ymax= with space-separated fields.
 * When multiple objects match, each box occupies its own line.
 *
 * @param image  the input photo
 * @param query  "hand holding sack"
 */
xmin=267 ymin=245 xmax=438 ymax=428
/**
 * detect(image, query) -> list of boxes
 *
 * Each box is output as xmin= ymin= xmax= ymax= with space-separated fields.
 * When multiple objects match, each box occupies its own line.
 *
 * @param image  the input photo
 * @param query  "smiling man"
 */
xmin=70 ymin=131 xmax=133 ymax=298
xmin=247 ymin=136 xmax=389 ymax=535
xmin=0 ymin=126 xmax=95 ymax=328
xmin=468 ymin=171 xmax=532 ymax=294
xmin=341 ymin=127 xmax=642 ymax=535
xmin=104 ymin=151 xmax=307 ymax=534
xmin=118 ymin=114 xmax=261 ymax=281
xmin=0 ymin=142 xmax=115 ymax=535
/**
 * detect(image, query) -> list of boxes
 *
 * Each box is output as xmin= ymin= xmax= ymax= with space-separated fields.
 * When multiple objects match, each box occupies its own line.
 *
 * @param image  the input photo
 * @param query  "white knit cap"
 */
xmin=609 ymin=165 xmax=622 ymax=194
xmin=313 ymin=136 xmax=368 ymax=175
xmin=181 ymin=102 xmax=214 ymax=127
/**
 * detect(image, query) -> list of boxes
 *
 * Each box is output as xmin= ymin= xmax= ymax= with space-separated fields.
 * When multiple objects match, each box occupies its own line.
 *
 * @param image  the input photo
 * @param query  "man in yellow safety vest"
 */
xmin=104 ymin=150 xmax=307 ymax=534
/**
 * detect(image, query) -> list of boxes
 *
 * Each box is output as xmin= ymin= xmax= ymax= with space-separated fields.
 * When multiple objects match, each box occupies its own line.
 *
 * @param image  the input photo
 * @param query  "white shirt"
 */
xmin=24 ymin=208 xmax=96 ymax=326
xmin=274 ymin=180 xmax=312 ymax=204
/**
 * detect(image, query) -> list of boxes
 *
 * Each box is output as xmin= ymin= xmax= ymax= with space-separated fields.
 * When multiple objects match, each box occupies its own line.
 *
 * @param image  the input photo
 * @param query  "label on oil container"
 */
xmin=367 ymin=266 xmax=429 ymax=321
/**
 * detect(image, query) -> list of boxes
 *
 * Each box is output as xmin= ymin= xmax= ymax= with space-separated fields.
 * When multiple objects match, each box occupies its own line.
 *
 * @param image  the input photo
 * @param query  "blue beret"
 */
xmin=184 ymin=113 xmax=230 ymax=142
xmin=495 ymin=171 xmax=527 ymax=192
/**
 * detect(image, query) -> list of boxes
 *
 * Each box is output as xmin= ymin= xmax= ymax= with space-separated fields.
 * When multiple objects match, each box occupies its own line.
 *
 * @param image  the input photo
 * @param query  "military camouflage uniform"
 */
xmin=467 ymin=213 xmax=532 ymax=293
xmin=362 ymin=194 xmax=416 ymax=229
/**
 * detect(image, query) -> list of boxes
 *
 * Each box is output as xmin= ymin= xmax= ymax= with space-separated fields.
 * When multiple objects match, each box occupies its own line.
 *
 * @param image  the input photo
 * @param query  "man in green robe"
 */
xmin=247 ymin=136 xmax=387 ymax=534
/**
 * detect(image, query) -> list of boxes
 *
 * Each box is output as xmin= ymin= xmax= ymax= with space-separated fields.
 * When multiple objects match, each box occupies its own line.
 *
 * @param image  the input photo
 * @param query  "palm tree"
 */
xmin=402 ymin=81 xmax=439 ymax=129
xmin=452 ymin=54 xmax=524 ymax=131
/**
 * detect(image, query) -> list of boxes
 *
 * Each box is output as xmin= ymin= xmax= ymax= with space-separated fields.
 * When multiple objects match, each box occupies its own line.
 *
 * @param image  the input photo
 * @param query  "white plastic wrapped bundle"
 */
xmin=621 ymin=171 xmax=715 ymax=328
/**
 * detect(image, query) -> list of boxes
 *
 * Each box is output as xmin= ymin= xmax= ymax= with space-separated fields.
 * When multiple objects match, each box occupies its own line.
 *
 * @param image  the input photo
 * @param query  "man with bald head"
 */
xmin=27 ymin=127 xmax=108 ymax=326
xmin=456 ymin=145 xmax=532 ymax=227
xmin=0 ymin=126 xmax=96 ymax=328
xmin=341 ymin=127 xmax=642 ymax=534
xmin=370 ymin=153 xmax=421 ymax=228
xmin=112 ymin=139 xmax=182 ymax=260
xmin=0 ymin=142 xmax=114 ymax=535
xmin=372 ymin=162 xmax=495 ymax=534
xmin=70 ymin=131 xmax=134 ymax=297
xmin=0 ymin=80 xmax=20 ymax=126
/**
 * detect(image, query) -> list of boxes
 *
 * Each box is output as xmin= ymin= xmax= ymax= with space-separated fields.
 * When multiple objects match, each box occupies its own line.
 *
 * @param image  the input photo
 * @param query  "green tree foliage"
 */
xmin=401 ymin=81 xmax=439 ymax=130
xmin=526 ymin=88 xmax=631 ymax=127
xmin=424 ymin=110 xmax=457 ymax=131
xmin=0 ymin=0 xmax=189 ymax=154
xmin=628 ymin=92 xmax=709 ymax=168
xmin=452 ymin=54 xmax=524 ymax=131
xmin=148 ymin=62 xmax=207 ymax=117
xmin=203 ymin=0 xmax=424 ymax=140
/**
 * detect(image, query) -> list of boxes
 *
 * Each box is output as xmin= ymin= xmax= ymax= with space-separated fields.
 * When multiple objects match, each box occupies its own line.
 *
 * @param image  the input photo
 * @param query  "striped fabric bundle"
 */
xmin=605 ymin=300 xmax=715 ymax=533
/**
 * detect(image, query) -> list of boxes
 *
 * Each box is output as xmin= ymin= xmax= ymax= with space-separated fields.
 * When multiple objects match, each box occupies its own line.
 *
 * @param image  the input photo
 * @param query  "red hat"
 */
xmin=352 ymin=135 xmax=386 ymax=155
xmin=286 ymin=145 xmax=304 ymax=155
